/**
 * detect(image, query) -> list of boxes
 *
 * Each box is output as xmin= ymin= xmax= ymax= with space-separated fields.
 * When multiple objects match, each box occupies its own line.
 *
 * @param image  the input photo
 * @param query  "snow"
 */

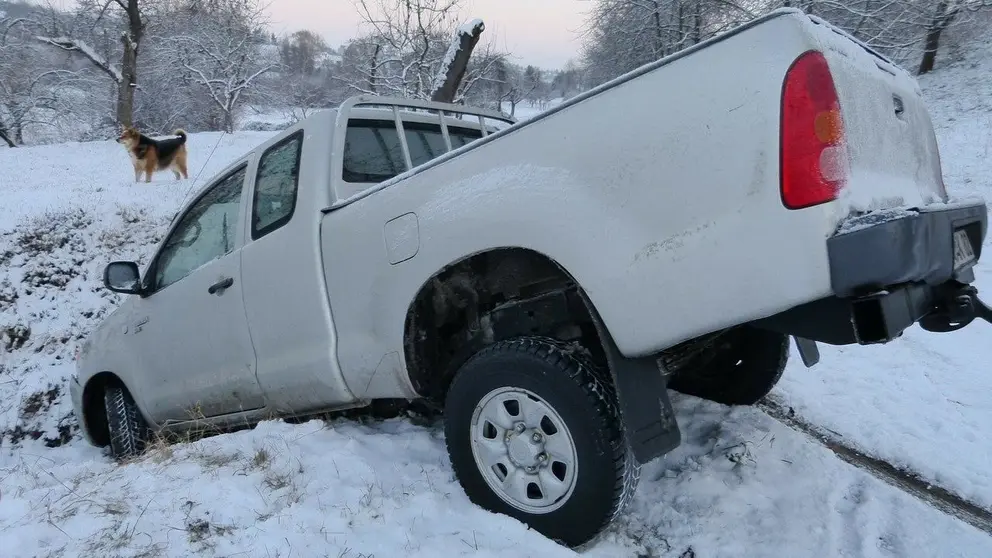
xmin=2 ymin=397 xmax=991 ymax=557
xmin=0 ymin=132 xmax=273 ymax=231
xmin=432 ymin=19 xmax=487 ymax=96
xmin=3 ymin=28 xmax=992 ymax=557
xmin=34 ymin=37 xmax=125 ymax=84
xmin=458 ymin=18 xmax=485 ymax=35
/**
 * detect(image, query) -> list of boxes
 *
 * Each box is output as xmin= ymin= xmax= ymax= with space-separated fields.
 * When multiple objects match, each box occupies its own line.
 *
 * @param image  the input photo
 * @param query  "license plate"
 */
xmin=953 ymin=229 xmax=976 ymax=269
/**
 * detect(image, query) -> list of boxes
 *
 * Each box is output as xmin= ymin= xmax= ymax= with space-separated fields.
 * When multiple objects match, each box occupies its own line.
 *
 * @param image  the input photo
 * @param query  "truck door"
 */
xmin=240 ymin=131 xmax=357 ymax=414
xmin=128 ymin=163 xmax=265 ymax=422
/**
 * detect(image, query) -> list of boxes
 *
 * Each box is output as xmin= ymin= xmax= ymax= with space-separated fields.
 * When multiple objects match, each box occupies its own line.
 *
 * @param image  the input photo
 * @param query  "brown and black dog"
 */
xmin=117 ymin=127 xmax=190 ymax=183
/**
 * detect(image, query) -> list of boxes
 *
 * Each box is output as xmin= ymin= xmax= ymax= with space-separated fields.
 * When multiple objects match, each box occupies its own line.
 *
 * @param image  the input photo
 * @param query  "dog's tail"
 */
xmin=174 ymin=129 xmax=188 ymax=143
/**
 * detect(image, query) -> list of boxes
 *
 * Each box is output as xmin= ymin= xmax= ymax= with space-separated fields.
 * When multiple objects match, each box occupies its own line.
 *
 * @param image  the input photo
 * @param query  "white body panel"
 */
xmin=74 ymin=8 xmax=952 ymax=435
xmin=323 ymin=12 xmax=828 ymax=387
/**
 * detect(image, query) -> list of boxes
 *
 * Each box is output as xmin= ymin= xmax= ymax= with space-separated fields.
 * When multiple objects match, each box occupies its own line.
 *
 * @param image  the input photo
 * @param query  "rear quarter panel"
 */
xmin=321 ymin=11 xmax=838 ymax=398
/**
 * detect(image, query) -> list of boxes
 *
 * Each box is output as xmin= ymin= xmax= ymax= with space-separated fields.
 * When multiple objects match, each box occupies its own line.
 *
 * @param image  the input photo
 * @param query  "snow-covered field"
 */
xmin=2 ymin=49 xmax=992 ymax=557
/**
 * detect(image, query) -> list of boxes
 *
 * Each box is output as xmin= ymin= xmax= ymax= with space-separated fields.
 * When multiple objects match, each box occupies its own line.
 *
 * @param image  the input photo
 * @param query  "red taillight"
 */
xmin=780 ymin=50 xmax=848 ymax=210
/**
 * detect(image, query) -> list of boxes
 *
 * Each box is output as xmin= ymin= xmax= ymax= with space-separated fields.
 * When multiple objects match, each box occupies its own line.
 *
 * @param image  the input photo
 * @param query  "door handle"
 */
xmin=208 ymin=277 xmax=234 ymax=295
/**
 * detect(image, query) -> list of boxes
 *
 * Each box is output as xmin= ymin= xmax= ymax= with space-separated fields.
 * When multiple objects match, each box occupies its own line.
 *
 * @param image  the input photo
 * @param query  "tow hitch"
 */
xmin=919 ymin=284 xmax=992 ymax=333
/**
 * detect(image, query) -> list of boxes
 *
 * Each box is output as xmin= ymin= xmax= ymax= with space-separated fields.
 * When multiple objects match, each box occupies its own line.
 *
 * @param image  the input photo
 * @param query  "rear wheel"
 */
xmin=666 ymin=326 xmax=789 ymax=406
xmin=103 ymin=384 xmax=149 ymax=460
xmin=443 ymin=336 xmax=639 ymax=547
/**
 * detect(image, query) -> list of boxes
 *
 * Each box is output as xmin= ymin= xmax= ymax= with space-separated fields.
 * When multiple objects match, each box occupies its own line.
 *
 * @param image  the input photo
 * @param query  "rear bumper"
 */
xmin=828 ymin=201 xmax=986 ymax=297
xmin=754 ymin=200 xmax=989 ymax=345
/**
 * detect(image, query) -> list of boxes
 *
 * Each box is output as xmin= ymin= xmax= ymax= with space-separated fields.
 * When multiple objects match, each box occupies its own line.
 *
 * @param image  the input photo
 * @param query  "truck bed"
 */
xmin=318 ymin=8 xmax=960 ymax=398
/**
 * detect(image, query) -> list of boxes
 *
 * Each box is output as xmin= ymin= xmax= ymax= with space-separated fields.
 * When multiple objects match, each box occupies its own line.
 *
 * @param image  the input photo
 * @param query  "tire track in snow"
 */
xmin=758 ymin=398 xmax=992 ymax=537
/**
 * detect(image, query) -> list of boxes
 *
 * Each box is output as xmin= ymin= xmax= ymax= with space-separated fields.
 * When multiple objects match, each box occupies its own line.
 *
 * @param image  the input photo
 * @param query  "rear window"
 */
xmin=342 ymin=119 xmax=484 ymax=183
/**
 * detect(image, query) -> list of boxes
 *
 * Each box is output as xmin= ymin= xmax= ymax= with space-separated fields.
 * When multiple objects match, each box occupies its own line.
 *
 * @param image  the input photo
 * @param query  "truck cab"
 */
xmin=73 ymin=97 xmax=515 ymax=433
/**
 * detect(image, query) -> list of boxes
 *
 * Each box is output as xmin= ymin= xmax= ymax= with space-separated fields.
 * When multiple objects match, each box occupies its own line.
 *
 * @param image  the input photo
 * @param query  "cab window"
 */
xmin=152 ymin=166 xmax=247 ymax=291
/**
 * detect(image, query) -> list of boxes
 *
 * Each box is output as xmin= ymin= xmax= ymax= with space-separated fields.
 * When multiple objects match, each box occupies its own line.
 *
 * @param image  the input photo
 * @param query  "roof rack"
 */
xmin=335 ymin=94 xmax=516 ymax=172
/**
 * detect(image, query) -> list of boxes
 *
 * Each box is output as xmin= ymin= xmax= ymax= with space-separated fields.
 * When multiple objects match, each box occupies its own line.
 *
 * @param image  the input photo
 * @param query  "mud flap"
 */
xmin=584 ymin=305 xmax=681 ymax=464
xmin=793 ymin=336 xmax=820 ymax=367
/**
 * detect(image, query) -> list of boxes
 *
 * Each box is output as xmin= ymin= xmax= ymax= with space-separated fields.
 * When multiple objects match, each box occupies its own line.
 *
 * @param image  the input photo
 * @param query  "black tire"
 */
xmin=667 ymin=326 xmax=789 ymax=406
xmin=443 ymin=336 xmax=639 ymax=548
xmin=103 ymin=384 xmax=149 ymax=460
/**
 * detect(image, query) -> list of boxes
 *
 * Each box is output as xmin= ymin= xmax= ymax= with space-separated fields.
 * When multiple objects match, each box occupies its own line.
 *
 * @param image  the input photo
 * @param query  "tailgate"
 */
xmin=808 ymin=17 xmax=947 ymax=216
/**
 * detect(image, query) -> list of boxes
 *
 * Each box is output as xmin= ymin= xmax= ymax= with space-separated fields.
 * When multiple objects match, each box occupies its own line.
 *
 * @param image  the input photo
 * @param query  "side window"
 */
xmin=404 ymin=122 xmax=451 ymax=168
xmin=342 ymin=119 xmax=485 ymax=183
xmin=153 ymin=166 xmax=246 ymax=291
xmin=252 ymin=132 xmax=303 ymax=239
xmin=342 ymin=120 xmax=406 ymax=183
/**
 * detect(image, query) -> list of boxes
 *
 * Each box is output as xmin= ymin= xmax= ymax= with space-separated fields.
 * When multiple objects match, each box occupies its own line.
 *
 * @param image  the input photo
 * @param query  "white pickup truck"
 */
xmin=72 ymin=8 xmax=989 ymax=547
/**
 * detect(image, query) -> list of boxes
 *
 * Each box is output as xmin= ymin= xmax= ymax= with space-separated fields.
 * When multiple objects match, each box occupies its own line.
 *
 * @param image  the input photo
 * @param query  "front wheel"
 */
xmin=443 ymin=336 xmax=639 ymax=547
xmin=103 ymin=384 xmax=149 ymax=460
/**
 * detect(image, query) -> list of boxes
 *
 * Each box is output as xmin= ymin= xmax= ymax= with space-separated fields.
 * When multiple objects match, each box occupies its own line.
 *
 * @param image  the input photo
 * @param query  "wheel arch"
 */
xmin=402 ymin=246 xmax=611 ymax=404
xmin=80 ymin=371 xmax=132 ymax=447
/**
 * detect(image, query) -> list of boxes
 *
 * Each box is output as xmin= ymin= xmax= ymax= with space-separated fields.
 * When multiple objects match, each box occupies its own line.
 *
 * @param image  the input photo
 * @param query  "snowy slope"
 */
xmin=2 ymin=56 xmax=992 ymax=555
xmin=773 ymin=34 xmax=992 ymax=510
xmin=0 ymin=132 xmax=275 ymax=447
xmin=2 ymin=396 xmax=990 ymax=557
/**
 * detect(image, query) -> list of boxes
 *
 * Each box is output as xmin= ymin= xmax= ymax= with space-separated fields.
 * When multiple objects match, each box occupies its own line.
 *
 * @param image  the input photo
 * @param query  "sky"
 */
xmin=265 ymin=0 xmax=590 ymax=69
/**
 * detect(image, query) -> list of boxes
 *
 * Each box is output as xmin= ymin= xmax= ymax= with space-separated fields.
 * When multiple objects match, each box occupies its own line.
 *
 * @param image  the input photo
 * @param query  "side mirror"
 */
xmin=104 ymin=261 xmax=144 ymax=295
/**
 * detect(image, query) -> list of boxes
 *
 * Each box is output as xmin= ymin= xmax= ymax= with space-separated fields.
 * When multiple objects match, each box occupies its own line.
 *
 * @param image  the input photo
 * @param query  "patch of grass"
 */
xmin=263 ymin=470 xmax=293 ymax=491
xmin=21 ymin=384 xmax=61 ymax=416
xmin=14 ymin=208 xmax=91 ymax=258
xmin=252 ymin=447 xmax=270 ymax=469
xmin=1 ymin=323 xmax=30 ymax=352
xmin=0 ymin=279 xmax=17 ymax=310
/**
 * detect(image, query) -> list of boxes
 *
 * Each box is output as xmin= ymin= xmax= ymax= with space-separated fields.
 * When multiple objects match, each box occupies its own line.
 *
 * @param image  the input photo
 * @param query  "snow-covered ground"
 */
xmin=2 ymin=46 xmax=992 ymax=557
xmin=3 ymin=397 xmax=991 ymax=557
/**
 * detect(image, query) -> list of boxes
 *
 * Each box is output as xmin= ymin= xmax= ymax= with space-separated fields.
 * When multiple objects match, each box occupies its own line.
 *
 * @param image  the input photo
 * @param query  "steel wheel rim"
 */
xmin=469 ymin=386 xmax=578 ymax=514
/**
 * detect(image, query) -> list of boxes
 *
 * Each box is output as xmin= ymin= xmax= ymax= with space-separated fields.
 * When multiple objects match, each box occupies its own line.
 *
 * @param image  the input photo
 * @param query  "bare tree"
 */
xmin=347 ymin=0 xmax=507 ymax=103
xmin=580 ymin=1 xmax=755 ymax=86
xmin=176 ymin=0 xmax=277 ymax=132
xmin=918 ymin=1 xmax=972 ymax=74
xmin=35 ymin=0 xmax=147 ymax=126
xmin=582 ymin=0 xmax=992 ymax=84
xmin=279 ymin=30 xmax=329 ymax=76
xmin=0 ymin=15 xmax=90 ymax=146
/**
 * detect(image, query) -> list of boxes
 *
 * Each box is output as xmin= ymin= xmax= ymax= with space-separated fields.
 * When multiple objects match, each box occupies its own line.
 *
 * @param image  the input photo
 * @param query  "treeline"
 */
xmin=1 ymin=0 xmax=990 ymax=147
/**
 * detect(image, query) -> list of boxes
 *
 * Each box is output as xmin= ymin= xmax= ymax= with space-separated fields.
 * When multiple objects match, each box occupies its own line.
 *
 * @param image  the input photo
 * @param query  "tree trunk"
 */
xmin=651 ymin=1 xmax=663 ymax=57
xmin=918 ymin=2 xmax=957 ymax=76
xmin=117 ymin=0 xmax=144 ymax=126
xmin=368 ymin=43 xmax=381 ymax=94
xmin=431 ymin=19 xmax=485 ymax=103
xmin=117 ymin=34 xmax=138 ymax=126
xmin=693 ymin=1 xmax=702 ymax=44
xmin=0 ymin=126 xmax=15 ymax=148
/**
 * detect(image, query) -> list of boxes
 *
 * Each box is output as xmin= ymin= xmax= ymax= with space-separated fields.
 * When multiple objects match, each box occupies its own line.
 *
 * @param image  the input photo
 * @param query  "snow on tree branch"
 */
xmin=34 ymin=36 xmax=124 ymax=84
xmin=430 ymin=18 xmax=484 ymax=101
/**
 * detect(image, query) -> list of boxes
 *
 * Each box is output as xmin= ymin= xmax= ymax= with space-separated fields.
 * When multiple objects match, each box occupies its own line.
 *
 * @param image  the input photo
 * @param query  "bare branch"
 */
xmin=34 ymin=36 xmax=124 ymax=83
